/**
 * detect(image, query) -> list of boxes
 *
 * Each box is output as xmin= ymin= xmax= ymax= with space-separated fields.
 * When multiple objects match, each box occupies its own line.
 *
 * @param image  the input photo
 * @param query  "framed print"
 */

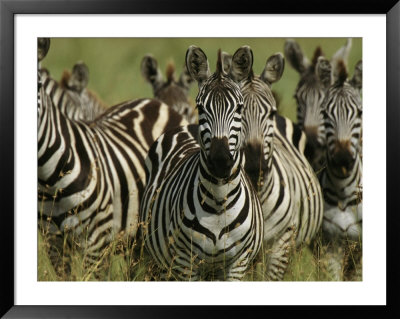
xmin=1 ymin=0 xmax=399 ymax=317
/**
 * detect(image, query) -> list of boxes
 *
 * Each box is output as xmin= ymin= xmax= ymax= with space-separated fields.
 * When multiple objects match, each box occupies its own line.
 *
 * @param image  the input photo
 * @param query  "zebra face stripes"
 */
xmin=140 ymin=46 xmax=263 ymax=281
xmin=141 ymin=55 xmax=197 ymax=124
xmin=321 ymin=60 xmax=362 ymax=242
xmin=285 ymin=39 xmax=353 ymax=172
xmin=324 ymin=79 xmax=362 ymax=179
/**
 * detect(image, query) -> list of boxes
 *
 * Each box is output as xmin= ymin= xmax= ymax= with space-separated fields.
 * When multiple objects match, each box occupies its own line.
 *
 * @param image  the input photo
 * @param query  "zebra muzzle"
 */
xmin=207 ymin=137 xmax=234 ymax=179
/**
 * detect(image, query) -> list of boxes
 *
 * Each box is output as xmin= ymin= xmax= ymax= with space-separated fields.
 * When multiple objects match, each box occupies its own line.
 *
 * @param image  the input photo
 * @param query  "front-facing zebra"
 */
xmin=284 ymin=39 xmax=353 ymax=173
xmin=37 ymin=39 xmax=187 ymax=270
xmin=319 ymin=58 xmax=362 ymax=280
xmin=140 ymin=46 xmax=263 ymax=281
xmin=226 ymin=50 xmax=324 ymax=280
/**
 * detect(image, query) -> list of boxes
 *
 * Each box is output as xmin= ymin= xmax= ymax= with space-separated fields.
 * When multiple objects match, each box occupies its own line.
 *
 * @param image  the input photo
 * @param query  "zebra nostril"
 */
xmin=331 ymin=146 xmax=355 ymax=175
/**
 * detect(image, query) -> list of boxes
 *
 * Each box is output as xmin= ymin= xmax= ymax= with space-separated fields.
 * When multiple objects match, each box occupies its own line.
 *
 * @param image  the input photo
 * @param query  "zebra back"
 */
xmin=38 ymin=38 xmax=188 ymax=266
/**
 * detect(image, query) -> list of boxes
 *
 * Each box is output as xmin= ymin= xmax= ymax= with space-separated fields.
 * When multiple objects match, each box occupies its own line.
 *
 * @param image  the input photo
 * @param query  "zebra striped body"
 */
xmin=140 ymin=46 xmax=263 ymax=281
xmin=141 ymin=55 xmax=197 ymax=124
xmin=236 ymin=53 xmax=323 ymax=280
xmin=38 ymin=69 xmax=187 ymax=263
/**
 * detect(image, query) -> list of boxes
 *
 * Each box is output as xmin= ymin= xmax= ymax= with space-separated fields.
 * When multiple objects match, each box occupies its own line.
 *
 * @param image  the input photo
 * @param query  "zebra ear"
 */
xmin=260 ymin=52 xmax=285 ymax=85
xmin=350 ymin=60 xmax=362 ymax=90
xmin=185 ymin=46 xmax=211 ymax=86
xmin=229 ymin=45 xmax=253 ymax=83
xmin=315 ymin=56 xmax=332 ymax=88
xmin=221 ymin=51 xmax=233 ymax=74
xmin=38 ymin=38 xmax=50 ymax=62
xmin=284 ymin=39 xmax=310 ymax=74
xmin=331 ymin=38 xmax=352 ymax=83
xmin=141 ymin=55 xmax=164 ymax=91
xmin=69 ymin=62 xmax=89 ymax=93
xmin=178 ymin=64 xmax=195 ymax=92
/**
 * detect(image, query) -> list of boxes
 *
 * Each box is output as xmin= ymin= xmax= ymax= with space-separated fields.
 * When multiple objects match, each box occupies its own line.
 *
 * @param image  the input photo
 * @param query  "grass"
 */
xmin=38 ymin=224 xmax=362 ymax=281
xmin=38 ymin=37 xmax=362 ymax=281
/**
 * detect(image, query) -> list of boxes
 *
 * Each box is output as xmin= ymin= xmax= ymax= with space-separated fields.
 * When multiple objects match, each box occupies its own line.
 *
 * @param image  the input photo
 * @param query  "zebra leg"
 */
xmin=264 ymin=227 xmax=295 ymax=281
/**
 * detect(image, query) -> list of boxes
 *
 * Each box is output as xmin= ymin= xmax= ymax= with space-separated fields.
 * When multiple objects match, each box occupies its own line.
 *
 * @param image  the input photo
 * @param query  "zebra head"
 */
xmin=141 ymin=55 xmax=196 ymax=123
xmin=230 ymin=51 xmax=284 ymax=189
xmin=38 ymin=38 xmax=50 ymax=63
xmin=186 ymin=45 xmax=252 ymax=179
xmin=60 ymin=61 xmax=89 ymax=93
xmin=285 ymin=39 xmax=352 ymax=171
xmin=37 ymin=38 xmax=51 ymax=116
xmin=323 ymin=59 xmax=362 ymax=178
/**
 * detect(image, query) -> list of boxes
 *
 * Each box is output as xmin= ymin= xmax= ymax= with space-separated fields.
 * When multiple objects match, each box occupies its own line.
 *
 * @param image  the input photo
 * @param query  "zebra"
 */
xmin=224 ymin=49 xmax=323 ymax=280
xmin=38 ymin=38 xmax=106 ymax=122
xmin=37 ymin=38 xmax=188 ymax=270
xmin=59 ymin=61 xmax=107 ymax=121
xmin=284 ymin=38 xmax=352 ymax=173
xmin=141 ymin=55 xmax=197 ymax=124
xmin=139 ymin=46 xmax=264 ymax=281
xmin=319 ymin=57 xmax=362 ymax=280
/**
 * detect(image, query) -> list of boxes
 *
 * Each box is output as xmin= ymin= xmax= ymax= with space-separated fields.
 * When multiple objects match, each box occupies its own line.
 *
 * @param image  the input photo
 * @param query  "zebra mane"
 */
xmin=216 ymin=49 xmax=223 ymax=76
xmin=312 ymin=46 xmax=324 ymax=67
xmin=336 ymin=60 xmax=348 ymax=86
xmin=166 ymin=61 xmax=175 ymax=83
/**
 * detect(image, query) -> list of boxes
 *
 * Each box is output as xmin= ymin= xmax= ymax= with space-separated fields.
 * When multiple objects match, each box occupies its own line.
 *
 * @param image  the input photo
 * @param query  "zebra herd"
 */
xmin=37 ymin=38 xmax=362 ymax=281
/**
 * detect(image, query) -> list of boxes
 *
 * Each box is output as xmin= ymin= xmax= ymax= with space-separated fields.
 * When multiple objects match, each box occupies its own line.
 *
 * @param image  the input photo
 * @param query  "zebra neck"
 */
xmin=323 ymin=154 xmax=362 ymax=208
xmin=38 ymin=86 xmax=76 ymax=185
xmin=198 ymin=151 xmax=241 ymax=207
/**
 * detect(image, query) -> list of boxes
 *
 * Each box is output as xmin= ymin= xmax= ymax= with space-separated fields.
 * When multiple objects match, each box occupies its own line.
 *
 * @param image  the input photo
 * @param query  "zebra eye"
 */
xmin=237 ymin=103 xmax=243 ymax=114
xmin=269 ymin=109 xmax=277 ymax=119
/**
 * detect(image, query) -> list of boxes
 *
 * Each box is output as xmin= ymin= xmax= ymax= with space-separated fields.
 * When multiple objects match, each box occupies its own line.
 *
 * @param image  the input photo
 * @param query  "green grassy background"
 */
xmin=39 ymin=37 xmax=362 ymax=281
xmin=41 ymin=38 xmax=362 ymax=123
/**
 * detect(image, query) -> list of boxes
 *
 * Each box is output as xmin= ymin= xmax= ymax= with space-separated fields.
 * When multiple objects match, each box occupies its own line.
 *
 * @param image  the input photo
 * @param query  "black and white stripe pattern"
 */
xmin=320 ymin=60 xmax=362 ymax=242
xmin=59 ymin=61 xmax=107 ymax=121
xmin=140 ymin=46 xmax=263 ymax=281
xmin=232 ymin=51 xmax=323 ymax=280
xmin=39 ymin=62 xmax=106 ymax=122
xmin=319 ymin=59 xmax=362 ymax=280
xmin=37 ymin=38 xmax=187 ymax=266
xmin=284 ymin=39 xmax=352 ymax=173
xmin=141 ymin=55 xmax=197 ymax=124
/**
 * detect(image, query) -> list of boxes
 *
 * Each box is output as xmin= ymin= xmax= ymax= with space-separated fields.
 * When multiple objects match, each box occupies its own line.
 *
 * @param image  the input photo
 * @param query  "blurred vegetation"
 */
xmin=39 ymin=38 xmax=362 ymax=281
xmin=41 ymin=38 xmax=362 ymax=123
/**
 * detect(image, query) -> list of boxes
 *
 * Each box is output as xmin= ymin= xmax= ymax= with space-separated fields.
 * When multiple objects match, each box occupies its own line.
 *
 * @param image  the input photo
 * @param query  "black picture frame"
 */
xmin=1 ymin=0 xmax=399 ymax=318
